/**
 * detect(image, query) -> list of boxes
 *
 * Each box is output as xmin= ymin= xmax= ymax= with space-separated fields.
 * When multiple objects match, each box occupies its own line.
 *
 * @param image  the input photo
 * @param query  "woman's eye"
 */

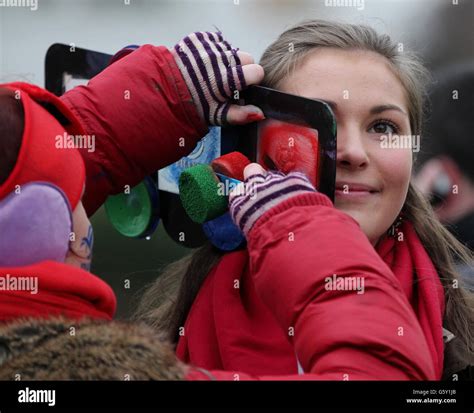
xmin=369 ymin=121 xmax=398 ymax=134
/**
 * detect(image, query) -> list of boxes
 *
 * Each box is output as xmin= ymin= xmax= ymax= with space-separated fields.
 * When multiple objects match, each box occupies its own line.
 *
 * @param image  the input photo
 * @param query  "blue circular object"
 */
xmin=202 ymin=212 xmax=245 ymax=251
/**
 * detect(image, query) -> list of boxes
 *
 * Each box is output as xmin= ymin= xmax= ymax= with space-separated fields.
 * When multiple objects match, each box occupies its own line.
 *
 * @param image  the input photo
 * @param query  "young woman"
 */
xmin=0 ymin=21 xmax=472 ymax=380
xmin=135 ymin=20 xmax=474 ymax=380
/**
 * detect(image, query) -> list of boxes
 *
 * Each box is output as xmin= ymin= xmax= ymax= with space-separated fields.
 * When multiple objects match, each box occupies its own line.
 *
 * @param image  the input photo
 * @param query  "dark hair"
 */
xmin=0 ymin=88 xmax=24 ymax=184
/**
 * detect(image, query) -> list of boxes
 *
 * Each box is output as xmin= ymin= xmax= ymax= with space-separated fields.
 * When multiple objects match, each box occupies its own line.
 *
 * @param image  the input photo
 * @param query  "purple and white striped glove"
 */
xmin=171 ymin=31 xmax=264 ymax=126
xmin=229 ymin=164 xmax=317 ymax=237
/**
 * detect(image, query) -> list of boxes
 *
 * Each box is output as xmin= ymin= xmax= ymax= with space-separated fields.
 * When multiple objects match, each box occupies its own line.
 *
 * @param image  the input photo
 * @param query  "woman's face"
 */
xmin=278 ymin=48 xmax=413 ymax=245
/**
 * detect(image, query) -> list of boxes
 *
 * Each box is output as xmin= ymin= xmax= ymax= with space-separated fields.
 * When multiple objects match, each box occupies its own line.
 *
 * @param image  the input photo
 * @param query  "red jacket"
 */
xmin=178 ymin=199 xmax=440 ymax=380
xmin=0 ymin=45 xmax=438 ymax=380
xmin=0 ymin=45 xmax=206 ymax=323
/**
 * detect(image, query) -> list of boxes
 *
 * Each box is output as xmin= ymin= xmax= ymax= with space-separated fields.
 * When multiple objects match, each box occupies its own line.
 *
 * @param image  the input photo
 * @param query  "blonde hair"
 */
xmin=135 ymin=20 xmax=473 ymax=377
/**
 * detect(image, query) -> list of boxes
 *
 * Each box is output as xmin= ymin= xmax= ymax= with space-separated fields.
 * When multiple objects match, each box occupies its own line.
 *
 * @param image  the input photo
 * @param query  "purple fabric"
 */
xmin=172 ymin=31 xmax=247 ymax=125
xmin=231 ymin=48 xmax=246 ymax=90
xmin=174 ymin=43 xmax=211 ymax=121
xmin=187 ymin=33 xmax=221 ymax=101
xmin=0 ymin=182 xmax=72 ymax=267
xmin=195 ymin=32 xmax=228 ymax=103
xmin=237 ymin=183 xmax=316 ymax=230
xmin=181 ymin=37 xmax=213 ymax=120
xmin=212 ymin=38 xmax=239 ymax=96
xmin=229 ymin=171 xmax=316 ymax=237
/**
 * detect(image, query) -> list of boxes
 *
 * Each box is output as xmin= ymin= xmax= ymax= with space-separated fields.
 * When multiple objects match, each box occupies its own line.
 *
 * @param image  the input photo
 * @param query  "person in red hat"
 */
xmin=0 ymin=31 xmax=267 ymax=379
xmin=0 ymin=31 xmax=264 ymax=323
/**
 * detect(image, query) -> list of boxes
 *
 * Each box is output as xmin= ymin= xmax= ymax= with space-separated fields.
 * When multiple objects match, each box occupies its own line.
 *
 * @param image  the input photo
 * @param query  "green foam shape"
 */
xmin=179 ymin=164 xmax=228 ymax=224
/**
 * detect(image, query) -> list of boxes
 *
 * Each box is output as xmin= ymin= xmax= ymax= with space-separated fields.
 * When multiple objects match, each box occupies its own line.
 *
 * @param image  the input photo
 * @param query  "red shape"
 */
xmin=258 ymin=119 xmax=319 ymax=187
xmin=0 ymin=82 xmax=86 ymax=208
xmin=211 ymin=151 xmax=251 ymax=181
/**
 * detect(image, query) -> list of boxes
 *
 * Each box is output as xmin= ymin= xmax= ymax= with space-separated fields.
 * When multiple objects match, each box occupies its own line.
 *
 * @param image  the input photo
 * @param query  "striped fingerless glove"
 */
xmin=229 ymin=171 xmax=317 ymax=237
xmin=171 ymin=31 xmax=246 ymax=126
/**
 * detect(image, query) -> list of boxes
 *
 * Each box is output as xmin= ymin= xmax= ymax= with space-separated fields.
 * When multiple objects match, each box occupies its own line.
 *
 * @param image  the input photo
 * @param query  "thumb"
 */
xmin=243 ymin=163 xmax=266 ymax=179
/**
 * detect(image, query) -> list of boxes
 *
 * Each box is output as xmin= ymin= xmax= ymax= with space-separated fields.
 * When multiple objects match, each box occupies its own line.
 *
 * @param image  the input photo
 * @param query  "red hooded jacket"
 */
xmin=0 ymin=45 xmax=442 ymax=380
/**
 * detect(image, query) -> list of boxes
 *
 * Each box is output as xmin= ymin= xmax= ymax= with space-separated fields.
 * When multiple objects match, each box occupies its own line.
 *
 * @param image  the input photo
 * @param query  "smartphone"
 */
xmin=223 ymin=85 xmax=337 ymax=201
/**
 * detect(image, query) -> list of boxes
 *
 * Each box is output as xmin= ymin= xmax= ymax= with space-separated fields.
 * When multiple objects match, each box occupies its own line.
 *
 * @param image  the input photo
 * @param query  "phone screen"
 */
xmin=256 ymin=118 xmax=320 ymax=188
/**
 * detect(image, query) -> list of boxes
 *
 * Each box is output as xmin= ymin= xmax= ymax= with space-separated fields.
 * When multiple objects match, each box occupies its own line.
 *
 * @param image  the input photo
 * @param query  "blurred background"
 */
xmin=1 ymin=0 xmax=472 ymax=317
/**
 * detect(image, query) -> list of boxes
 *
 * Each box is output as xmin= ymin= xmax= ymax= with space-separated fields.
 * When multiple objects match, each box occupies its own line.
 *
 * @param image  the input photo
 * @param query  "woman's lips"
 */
xmin=335 ymin=183 xmax=381 ymax=200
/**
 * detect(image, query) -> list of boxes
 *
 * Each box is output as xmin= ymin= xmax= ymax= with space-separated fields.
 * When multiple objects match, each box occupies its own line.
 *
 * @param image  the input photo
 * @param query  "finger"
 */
xmin=241 ymin=64 xmax=264 ymax=86
xmin=244 ymin=163 xmax=266 ymax=180
xmin=228 ymin=64 xmax=264 ymax=93
xmin=226 ymin=104 xmax=265 ymax=125
xmin=236 ymin=51 xmax=254 ymax=65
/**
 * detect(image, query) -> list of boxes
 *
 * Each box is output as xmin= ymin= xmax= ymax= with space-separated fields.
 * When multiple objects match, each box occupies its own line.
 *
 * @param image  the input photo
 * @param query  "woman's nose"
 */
xmin=336 ymin=126 xmax=369 ymax=170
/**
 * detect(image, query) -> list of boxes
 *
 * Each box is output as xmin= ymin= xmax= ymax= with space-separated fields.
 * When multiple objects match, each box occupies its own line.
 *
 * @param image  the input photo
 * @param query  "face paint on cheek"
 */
xmin=66 ymin=224 xmax=94 ymax=271
xmin=80 ymin=225 xmax=94 ymax=270
xmin=257 ymin=119 xmax=320 ymax=187
xmin=81 ymin=226 xmax=94 ymax=256
xmin=66 ymin=202 xmax=94 ymax=271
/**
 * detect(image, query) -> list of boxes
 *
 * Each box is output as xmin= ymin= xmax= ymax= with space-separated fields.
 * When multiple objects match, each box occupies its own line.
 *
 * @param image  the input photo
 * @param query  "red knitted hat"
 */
xmin=0 ymin=82 xmax=86 ymax=209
